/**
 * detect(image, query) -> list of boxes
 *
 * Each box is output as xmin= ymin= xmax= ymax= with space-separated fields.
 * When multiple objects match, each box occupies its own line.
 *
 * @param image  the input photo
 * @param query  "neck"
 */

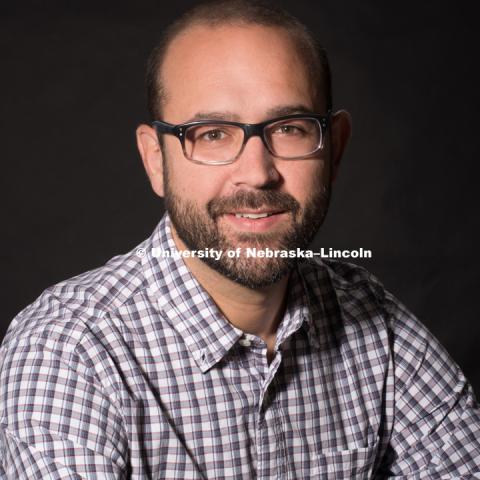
xmin=171 ymin=228 xmax=290 ymax=344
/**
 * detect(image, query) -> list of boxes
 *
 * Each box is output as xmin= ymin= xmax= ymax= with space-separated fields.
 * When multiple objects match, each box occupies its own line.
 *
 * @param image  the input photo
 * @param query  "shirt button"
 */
xmin=239 ymin=337 xmax=251 ymax=347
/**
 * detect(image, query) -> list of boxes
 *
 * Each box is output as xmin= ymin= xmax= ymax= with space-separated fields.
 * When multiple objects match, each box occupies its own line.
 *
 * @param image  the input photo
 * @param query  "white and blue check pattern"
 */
xmin=1 ymin=214 xmax=479 ymax=478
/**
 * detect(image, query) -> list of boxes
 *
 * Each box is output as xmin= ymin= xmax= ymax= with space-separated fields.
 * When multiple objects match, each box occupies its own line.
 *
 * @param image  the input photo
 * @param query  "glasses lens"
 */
xmin=265 ymin=118 xmax=322 ymax=159
xmin=184 ymin=124 xmax=244 ymax=164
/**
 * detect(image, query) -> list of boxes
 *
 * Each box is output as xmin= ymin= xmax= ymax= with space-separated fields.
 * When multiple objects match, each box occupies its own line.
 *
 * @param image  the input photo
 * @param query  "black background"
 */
xmin=1 ymin=1 xmax=479 ymax=393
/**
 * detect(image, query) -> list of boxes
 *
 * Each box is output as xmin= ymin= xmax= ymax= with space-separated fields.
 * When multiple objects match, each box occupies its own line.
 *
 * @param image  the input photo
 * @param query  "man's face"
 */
xmin=158 ymin=24 xmax=332 ymax=288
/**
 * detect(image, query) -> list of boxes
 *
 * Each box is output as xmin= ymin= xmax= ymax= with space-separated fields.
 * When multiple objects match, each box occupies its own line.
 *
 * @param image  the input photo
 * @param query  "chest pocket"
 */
xmin=311 ymin=442 xmax=378 ymax=479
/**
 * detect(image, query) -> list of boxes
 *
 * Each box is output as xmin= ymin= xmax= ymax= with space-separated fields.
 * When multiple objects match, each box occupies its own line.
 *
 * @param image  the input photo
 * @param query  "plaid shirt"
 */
xmin=1 ymin=214 xmax=479 ymax=479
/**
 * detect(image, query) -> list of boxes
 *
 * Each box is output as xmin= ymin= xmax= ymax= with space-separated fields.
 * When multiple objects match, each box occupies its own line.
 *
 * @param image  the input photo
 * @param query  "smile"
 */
xmin=221 ymin=210 xmax=288 ymax=233
xmin=234 ymin=212 xmax=275 ymax=219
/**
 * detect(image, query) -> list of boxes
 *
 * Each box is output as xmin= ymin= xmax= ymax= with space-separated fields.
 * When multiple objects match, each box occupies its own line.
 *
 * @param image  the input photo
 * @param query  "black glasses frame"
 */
xmin=152 ymin=111 xmax=331 ymax=165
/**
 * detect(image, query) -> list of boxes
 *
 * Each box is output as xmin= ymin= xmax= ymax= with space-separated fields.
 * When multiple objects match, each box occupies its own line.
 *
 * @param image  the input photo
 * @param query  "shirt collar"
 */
xmin=274 ymin=266 xmax=320 ymax=350
xmin=141 ymin=214 xmax=319 ymax=372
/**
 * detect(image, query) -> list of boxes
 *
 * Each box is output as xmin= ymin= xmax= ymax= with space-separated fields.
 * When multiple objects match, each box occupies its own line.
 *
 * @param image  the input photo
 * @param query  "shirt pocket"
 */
xmin=310 ymin=442 xmax=378 ymax=479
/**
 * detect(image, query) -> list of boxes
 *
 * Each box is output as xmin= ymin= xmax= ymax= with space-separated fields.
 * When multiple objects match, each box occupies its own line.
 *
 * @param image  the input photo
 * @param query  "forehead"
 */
xmin=160 ymin=24 xmax=316 ymax=122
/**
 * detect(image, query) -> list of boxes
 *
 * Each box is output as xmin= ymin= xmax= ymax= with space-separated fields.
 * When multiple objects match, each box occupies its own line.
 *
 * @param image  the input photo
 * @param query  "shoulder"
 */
xmin=1 ymin=242 xmax=148 ymax=356
xmin=299 ymin=258 xmax=440 ymax=358
xmin=0 ymin=242 xmax=158 ymax=418
xmin=299 ymin=258 xmax=388 ymax=316
xmin=300 ymin=259 xmax=462 ymax=391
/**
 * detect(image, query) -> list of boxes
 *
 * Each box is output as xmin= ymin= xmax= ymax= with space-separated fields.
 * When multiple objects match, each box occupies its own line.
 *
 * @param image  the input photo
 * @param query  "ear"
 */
xmin=329 ymin=110 xmax=352 ymax=183
xmin=136 ymin=124 xmax=165 ymax=197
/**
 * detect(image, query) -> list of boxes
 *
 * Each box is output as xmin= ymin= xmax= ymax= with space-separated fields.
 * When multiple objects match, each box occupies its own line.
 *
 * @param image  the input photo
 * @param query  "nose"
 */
xmin=230 ymin=135 xmax=281 ymax=189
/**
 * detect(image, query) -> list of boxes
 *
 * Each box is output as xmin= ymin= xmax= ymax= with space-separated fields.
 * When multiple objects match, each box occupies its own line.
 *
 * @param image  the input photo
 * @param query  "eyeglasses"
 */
xmin=152 ymin=111 xmax=331 ymax=165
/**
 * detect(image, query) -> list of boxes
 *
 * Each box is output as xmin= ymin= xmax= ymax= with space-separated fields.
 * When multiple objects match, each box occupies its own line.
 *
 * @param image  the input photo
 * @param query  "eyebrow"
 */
xmin=187 ymin=111 xmax=242 ymax=122
xmin=184 ymin=104 xmax=314 ymax=124
xmin=265 ymin=104 xmax=314 ymax=118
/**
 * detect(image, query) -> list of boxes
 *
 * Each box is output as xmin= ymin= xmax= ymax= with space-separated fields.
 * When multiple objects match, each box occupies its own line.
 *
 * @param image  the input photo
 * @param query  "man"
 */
xmin=1 ymin=1 xmax=479 ymax=478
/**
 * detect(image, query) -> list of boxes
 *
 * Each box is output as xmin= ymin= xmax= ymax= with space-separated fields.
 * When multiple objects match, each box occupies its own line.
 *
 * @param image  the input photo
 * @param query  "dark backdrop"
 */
xmin=1 ymin=1 xmax=479 ymax=393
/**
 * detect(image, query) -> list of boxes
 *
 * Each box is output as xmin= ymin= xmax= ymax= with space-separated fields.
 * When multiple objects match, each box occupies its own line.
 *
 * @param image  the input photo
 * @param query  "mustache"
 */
xmin=207 ymin=190 xmax=301 ymax=219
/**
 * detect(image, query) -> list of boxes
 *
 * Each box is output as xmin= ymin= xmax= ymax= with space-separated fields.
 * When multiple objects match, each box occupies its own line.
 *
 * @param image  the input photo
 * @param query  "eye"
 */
xmin=199 ymin=129 xmax=228 ymax=142
xmin=272 ymin=124 xmax=306 ymax=136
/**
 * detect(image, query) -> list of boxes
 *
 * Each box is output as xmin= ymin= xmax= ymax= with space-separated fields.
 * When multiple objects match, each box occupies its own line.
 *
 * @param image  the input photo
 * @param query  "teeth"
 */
xmin=235 ymin=212 xmax=271 ymax=219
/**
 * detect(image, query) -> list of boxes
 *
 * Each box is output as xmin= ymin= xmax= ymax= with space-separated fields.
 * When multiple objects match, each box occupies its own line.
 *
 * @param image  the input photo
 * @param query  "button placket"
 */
xmin=239 ymin=337 xmax=251 ymax=347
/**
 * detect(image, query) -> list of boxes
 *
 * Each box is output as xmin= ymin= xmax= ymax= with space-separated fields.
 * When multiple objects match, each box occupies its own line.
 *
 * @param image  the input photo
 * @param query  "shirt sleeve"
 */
xmin=381 ymin=293 xmax=480 ymax=478
xmin=0 ymin=333 xmax=129 ymax=479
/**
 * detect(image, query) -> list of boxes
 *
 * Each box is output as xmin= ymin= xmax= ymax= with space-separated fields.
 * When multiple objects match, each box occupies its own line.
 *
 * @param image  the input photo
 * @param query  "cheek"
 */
xmin=166 ymin=152 xmax=230 ymax=204
xmin=279 ymin=160 xmax=330 ymax=202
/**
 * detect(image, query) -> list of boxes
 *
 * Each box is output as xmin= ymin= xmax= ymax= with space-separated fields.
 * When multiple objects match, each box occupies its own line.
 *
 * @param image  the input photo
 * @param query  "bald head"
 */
xmin=145 ymin=0 xmax=332 ymax=120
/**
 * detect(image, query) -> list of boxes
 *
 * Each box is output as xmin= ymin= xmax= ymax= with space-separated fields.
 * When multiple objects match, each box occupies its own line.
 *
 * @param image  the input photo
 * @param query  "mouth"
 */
xmin=221 ymin=209 xmax=288 ymax=232
xmin=232 ymin=210 xmax=283 ymax=219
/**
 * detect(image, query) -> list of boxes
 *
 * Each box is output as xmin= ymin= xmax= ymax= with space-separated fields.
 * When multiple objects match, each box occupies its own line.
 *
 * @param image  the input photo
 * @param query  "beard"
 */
xmin=163 ymin=162 xmax=331 ymax=289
